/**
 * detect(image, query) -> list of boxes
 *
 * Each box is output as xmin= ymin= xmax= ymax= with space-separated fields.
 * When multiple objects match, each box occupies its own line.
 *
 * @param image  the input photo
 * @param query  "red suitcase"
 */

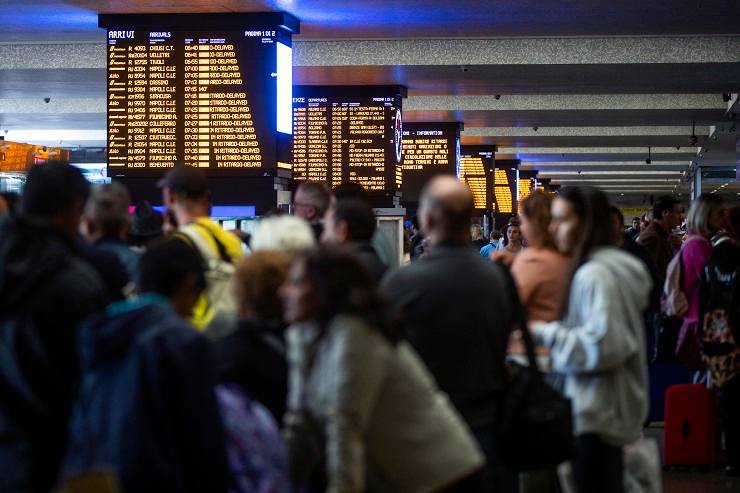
xmin=663 ymin=384 xmax=717 ymax=466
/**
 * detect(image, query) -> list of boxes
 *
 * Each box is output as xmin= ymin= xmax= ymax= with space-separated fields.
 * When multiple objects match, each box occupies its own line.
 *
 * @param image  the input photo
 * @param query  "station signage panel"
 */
xmin=292 ymin=85 xmax=406 ymax=198
xmin=401 ymin=122 xmax=462 ymax=208
xmin=460 ymin=145 xmax=495 ymax=210
xmin=493 ymin=159 xmax=520 ymax=215
xmin=99 ymin=13 xmax=298 ymax=178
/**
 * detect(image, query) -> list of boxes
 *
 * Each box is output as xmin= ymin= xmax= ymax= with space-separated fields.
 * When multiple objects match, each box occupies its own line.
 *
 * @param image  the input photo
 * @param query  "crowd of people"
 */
xmin=0 ymin=162 xmax=739 ymax=493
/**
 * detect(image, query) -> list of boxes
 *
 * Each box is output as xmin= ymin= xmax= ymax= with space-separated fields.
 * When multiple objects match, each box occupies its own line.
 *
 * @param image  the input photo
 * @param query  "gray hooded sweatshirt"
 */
xmin=533 ymin=246 xmax=651 ymax=447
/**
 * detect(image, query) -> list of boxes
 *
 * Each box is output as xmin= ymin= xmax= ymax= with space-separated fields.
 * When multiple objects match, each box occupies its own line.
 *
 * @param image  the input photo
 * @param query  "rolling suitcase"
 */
xmin=663 ymin=384 xmax=717 ymax=466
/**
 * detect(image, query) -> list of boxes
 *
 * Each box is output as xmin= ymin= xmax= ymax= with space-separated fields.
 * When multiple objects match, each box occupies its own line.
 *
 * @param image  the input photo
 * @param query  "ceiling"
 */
xmin=1 ymin=0 xmax=739 ymax=202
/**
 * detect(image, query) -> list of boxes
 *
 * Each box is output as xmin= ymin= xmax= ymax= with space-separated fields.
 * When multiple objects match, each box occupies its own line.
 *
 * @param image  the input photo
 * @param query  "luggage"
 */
xmin=646 ymin=363 xmax=692 ymax=423
xmin=663 ymin=384 xmax=717 ymax=466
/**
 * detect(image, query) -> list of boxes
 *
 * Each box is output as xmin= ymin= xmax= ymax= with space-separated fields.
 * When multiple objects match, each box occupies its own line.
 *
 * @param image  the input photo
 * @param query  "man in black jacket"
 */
xmin=321 ymin=198 xmax=388 ymax=282
xmin=0 ymin=163 xmax=107 ymax=492
xmin=381 ymin=176 xmax=514 ymax=490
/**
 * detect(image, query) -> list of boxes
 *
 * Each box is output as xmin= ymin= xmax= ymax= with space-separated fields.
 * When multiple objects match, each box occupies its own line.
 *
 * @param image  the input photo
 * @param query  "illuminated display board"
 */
xmin=400 ymin=122 xmax=461 ymax=207
xmin=293 ymin=85 xmax=406 ymax=197
xmin=460 ymin=145 xmax=495 ymax=210
xmin=494 ymin=159 xmax=520 ymax=215
xmin=517 ymin=170 xmax=538 ymax=213
xmin=99 ymin=13 xmax=297 ymax=178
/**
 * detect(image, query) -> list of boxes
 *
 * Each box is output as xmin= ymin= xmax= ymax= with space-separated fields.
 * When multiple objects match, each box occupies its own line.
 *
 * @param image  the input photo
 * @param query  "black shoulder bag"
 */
xmin=495 ymin=267 xmax=575 ymax=471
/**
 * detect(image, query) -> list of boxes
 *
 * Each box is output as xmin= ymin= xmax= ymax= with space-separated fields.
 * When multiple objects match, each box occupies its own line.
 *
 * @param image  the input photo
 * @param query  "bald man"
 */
xmin=381 ymin=176 xmax=515 ymax=491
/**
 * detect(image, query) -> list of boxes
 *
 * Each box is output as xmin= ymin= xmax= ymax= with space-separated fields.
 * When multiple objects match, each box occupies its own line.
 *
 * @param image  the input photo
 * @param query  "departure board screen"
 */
xmin=494 ymin=159 xmax=519 ymax=215
xmin=293 ymin=86 xmax=405 ymax=195
xmin=400 ymin=122 xmax=460 ymax=206
xmin=103 ymin=21 xmax=293 ymax=177
xmin=460 ymin=146 xmax=494 ymax=210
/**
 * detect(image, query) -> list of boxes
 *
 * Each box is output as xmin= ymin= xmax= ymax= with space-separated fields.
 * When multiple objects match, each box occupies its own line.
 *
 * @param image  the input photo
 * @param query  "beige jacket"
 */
xmin=285 ymin=315 xmax=484 ymax=493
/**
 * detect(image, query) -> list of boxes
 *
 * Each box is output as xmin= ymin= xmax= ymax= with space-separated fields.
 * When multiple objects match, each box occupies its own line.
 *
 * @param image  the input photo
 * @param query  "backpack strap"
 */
xmin=178 ymin=223 xmax=232 ymax=264
xmin=190 ymin=222 xmax=232 ymax=264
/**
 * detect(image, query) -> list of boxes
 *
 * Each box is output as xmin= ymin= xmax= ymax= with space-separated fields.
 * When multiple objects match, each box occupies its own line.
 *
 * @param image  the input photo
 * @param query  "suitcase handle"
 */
xmin=682 ymin=419 xmax=690 ymax=439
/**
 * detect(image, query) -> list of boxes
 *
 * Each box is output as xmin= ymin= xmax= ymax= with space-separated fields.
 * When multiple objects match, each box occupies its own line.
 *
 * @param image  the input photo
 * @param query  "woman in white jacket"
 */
xmin=280 ymin=246 xmax=484 ymax=493
xmin=531 ymin=187 xmax=650 ymax=493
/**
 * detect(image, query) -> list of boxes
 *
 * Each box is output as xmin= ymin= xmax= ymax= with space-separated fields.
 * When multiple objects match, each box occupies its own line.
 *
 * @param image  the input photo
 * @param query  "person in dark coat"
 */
xmin=321 ymin=198 xmax=388 ymax=282
xmin=381 ymin=176 xmax=514 ymax=491
xmin=638 ymin=195 xmax=683 ymax=288
xmin=81 ymin=182 xmax=141 ymax=284
xmin=60 ymin=238 xmax=230 ymax=493
xmin=0 ymin=163 xmax=107 ymax=493
xmin=209 ymin=251 xmax=291 ymax=424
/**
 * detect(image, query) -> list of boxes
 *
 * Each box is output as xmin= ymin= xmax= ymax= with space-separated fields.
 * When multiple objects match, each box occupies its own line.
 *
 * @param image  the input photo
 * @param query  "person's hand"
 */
xmin=491 ymin=250 xmax=515 ymax=266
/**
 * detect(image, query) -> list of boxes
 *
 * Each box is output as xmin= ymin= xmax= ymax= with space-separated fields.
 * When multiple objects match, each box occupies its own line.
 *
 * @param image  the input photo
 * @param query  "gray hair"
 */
xmin=686 ymin=194 xmax=723 ymax=237
xmin=296 ymin=181 xmax=332 ymax=216
xmin=251 ymin=215 xmax=316 ymax=255
xmin=84 ymin=182 xmax=131 ymax=237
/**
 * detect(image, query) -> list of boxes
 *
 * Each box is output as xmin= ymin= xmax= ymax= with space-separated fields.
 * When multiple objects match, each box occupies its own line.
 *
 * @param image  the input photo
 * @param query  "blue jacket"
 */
xmin=62 ymin=297 xmax=229 ymax=493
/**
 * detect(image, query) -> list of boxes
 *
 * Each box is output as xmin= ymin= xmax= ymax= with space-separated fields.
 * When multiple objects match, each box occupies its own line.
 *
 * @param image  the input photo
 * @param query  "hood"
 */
xmin=0 ymin=216 xmax=77 ymax=311
xmin=78 ymin=296 xmax=172 ymax=369
xmin=589 ymin=247 xmax=653 ymax=312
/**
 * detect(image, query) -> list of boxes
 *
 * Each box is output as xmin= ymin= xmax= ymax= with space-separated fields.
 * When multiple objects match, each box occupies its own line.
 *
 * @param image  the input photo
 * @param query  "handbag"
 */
xmin=494 ymin=266 xmax=575 ymax=471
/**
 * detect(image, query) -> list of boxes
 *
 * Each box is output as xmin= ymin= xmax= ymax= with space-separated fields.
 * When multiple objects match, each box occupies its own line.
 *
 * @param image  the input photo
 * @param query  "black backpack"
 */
xmin=699 ymin=240 xmax=740 ymax=388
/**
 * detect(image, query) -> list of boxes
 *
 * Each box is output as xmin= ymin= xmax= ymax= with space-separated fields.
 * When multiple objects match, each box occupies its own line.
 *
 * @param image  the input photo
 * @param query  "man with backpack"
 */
xmin=158 ymin=165 xmax=243 ymax=330
xmin=700 ymin=206 xmax=740 ymax=476
xmin=60 ymin=238 xmax=230 ymax=492
xmin=0 ymin=163 xmax=108 ymax=492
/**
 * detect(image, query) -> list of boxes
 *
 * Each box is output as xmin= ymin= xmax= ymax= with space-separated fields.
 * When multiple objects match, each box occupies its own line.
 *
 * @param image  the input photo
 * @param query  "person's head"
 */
xmin=279 ymin=246 xmax=400 ymax=342
xmin=490 ymin=229 xmax=502 ymax=243
xmin=418 ymin=176 xmax=474 ymax=245
xmin=551 ymin=186 xmax=614 ymax=258
xmin=410 ymin=215 xmax=420 ymax=233
xmin=506 ymin=222 xmax=522 ymax=245
xmin=22 ymin=162 xmax=91 ymax=238
xmin=294 ymin=181 xmax=331 ymax=224
xmin=632 ymin=216 xmax=641 ymax=230
xmin=251 ymin=215 xmax=316 ymax=255
xmin=128 ymin=201 xmax=164 ymax=246
xmin=138 ymin=238 xmax=207 ymax=318
xmin=81 ymin=182 xmax=131 ymax=242
xmin=321 ymin=199 xmax=376 ymax=245
xmin=686 ymin=194 xmax=725 ymax=237
xmin=610 ymin=206 xmax=626 ymax=245
xmin=519 ymin=191 xmax=556 ymax=250
xmin=333 ymin=182 xmax=370 ymax=203
xmin=470 ymin=224 xmax=483 ymax=242
xmin=652 ymin=195 xmax=683 ymax=230
xmin=157 ymin=165 xmax=211 ymax=225
xmin=234 ymin=251 xmax=290 ymax=322
xmin=641 ymin=212 xmax=652 ymax=230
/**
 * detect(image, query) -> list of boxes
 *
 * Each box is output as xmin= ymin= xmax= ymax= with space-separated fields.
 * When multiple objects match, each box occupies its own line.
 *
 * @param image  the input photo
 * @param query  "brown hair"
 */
xmin=234 ymin=251 xmax=291 ymax=322
xmin=520 ymin=191 xmax=556 ymax=250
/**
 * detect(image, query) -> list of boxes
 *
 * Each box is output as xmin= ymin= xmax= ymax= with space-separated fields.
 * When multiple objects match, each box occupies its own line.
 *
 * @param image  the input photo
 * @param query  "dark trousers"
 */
xmin=572 ymin=434 xmax=623 ymax=493
xmin=718 ymin=376 xmax=740 ymax=467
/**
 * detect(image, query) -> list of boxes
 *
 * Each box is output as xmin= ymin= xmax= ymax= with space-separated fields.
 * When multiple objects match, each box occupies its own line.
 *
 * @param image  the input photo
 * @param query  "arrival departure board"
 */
xmin=460 ymin=145 xmax=495 ymax=210
xmin=400 ymin=122 xmax=461 ymax=207
xmin=494 ymin=159 xmax=520 ymax=215
xmin=100 ymin=13 xmax=298 ymax=178
xmin=293 ymin=86 xmax=406 ymax=196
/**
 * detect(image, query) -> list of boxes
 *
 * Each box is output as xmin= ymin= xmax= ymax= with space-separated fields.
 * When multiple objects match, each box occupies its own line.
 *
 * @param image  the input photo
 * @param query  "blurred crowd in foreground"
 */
xmin=0 ymin=162 xmax=739 ymax=493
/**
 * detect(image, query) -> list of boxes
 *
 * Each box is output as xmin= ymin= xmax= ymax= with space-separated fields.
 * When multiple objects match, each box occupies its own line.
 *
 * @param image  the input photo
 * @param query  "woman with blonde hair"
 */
xmin=675 ymin=193 xmax=725 ymax=369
